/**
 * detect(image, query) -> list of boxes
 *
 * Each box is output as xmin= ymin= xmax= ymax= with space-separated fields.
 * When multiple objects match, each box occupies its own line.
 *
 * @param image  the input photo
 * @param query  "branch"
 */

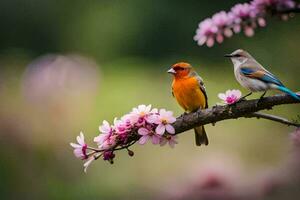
xmin=173 ymin=93 xmax=300 ymax=134
xmin=277 ymin=6 xmax=300 ymax=14
xmin=246 ymin=112 xmax=300 ymax=127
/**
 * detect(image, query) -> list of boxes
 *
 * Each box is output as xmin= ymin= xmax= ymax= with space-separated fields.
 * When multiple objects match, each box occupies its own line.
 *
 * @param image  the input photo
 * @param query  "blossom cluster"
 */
xmin=70 ymin=105 xmax=177 ymax=172
xmin=194 ymin=0 xmax=298 ymax=47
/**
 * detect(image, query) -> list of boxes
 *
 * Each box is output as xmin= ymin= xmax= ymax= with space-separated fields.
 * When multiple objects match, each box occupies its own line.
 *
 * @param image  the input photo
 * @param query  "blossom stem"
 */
xmin=87 ymin=140 xmax=137 ymax=155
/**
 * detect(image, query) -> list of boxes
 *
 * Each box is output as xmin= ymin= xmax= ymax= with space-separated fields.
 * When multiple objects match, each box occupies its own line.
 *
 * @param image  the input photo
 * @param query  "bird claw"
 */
xmin=256 ymin=98 xmax=263 ymax=107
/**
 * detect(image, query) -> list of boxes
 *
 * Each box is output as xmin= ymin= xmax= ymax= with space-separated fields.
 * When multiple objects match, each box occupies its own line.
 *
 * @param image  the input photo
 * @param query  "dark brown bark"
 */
xmin=173 ymin=93 xmax=300 ymax=135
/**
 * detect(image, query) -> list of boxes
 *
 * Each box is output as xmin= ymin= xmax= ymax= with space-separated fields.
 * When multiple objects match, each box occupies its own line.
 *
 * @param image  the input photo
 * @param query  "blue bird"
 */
xmin=225 ymin=49 xmax=300 ymax=101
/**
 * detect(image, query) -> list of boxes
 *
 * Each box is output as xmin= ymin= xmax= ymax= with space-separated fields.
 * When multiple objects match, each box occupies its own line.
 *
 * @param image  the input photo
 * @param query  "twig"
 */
xmin=246 ymin=112 xmax=300 ymax=127
xmin=87 ymin=140 xmax=137 ymax=153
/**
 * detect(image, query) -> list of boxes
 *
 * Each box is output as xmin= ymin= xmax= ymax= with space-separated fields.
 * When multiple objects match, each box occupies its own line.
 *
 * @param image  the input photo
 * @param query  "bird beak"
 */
xmin=224 ymin=54 xmax=234 ymax=58
xmin=167 ymin=68 xmax=176 ymax=74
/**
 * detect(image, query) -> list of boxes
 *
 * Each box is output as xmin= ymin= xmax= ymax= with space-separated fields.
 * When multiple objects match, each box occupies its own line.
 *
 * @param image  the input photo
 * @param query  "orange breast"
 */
xmin=172 ymin=77 xmax=206 ymax=112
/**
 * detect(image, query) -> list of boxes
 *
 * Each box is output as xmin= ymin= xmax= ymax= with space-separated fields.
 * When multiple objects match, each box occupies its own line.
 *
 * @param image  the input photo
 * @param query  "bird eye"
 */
xmin=174 ymin=67 xmax=184 ymax=71
xmin=235 ymin=54 xmax=242 ymax=57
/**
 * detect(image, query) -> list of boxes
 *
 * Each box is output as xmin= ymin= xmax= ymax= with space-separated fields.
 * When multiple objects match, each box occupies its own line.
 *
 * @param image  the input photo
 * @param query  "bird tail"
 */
xmin=277 ymin=86 xmax=300 ymax=101
xmin=194 ymin=126 xmax=209 ymax=146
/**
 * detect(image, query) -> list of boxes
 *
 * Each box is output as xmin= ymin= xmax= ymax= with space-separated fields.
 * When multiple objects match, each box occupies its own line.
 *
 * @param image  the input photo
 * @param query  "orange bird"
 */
xmin=167 ymin=62 xmax=208 ymax=146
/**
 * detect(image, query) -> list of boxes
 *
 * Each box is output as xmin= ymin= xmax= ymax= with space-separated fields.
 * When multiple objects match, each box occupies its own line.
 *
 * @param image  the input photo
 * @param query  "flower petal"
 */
xmin=138 ymin=135 xmax=149 ymax=145
xmin=155 ymin=124 xmax=166 ymax=135
xmin=146 ymin=114 xmax=158 ymax=124
xmin=165 ymin=124 xmax=175 ymax=134
xmin=84 ymin=157 xmax=95 ymax=173
xmin=138 ymin=127 xmax=149 ymax=136
xmin=151 ymin=135 xmax=161 ymax=145
xmin=218 ymin=93 xmax=226 ymax=101
xmin=168 ymin=116 xmax=176 ymax=124
xmin=70 ymin=143 xmax=81 ymax=148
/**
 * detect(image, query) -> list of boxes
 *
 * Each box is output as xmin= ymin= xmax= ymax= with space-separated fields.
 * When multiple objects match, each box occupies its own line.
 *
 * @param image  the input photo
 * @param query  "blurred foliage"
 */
xmin=0 ymin=0 xmax=300 ymax=199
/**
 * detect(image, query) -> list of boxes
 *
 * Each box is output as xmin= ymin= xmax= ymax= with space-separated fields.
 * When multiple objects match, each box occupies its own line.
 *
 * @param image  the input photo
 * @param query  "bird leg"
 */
xmin=257 ymin=91 xmax=267 ymax=105
xmin=241 ymin=92 xmax=253 ymax=100
xmin=231 ymin=92 xmax=253 ymax=105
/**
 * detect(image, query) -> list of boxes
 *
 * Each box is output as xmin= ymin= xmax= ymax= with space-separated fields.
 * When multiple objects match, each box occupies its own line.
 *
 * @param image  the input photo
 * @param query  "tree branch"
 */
xmin=246 ymin=112 xmax=300 ymax=127
xmin=277 ymin=6 xmax=300 ymax=14
xmin=173 ymin=93 xmax=300 ymax=135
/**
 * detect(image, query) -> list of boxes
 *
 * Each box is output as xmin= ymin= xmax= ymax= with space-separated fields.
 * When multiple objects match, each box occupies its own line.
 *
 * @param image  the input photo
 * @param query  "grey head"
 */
xmin=225 ymin=49 xmax=254 ymax=66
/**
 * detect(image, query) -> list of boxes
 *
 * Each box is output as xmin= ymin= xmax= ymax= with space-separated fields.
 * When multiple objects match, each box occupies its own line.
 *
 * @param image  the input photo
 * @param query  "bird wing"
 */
xmin=240 ymin=67 xmax=284 ymax=87
xmin=195 ymin=74 xmax=208 ymax=108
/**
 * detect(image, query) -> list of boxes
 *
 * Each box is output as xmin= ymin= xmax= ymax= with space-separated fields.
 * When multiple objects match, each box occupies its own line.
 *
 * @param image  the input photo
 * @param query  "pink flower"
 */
xmin=230 ymin=3 xmax=256 ymax=21
xmin=153 ymin=109 xmax=176 ymax=135
xmin=194 ymin=18 xmax=218 ymax=47
xmin=121 ymin=114 xmax=136 ymax=129
xmin=160 ymin=135 xmax=178 ymax=148
xmin=218 ymin=89 xmax=242 ymax=105
xmin=244 ymin=26 xmax=255 ymax=37
xmin=70 ymin=132 xmax=88 ymax=160
xmin=99 ymin=120 xmax=113 ymax=135
xmin=112 ymin=118 xmax=130 ymax=144
xmin=94 ymin=120 xmax=116 ymax=149
xmin=83 ymin=156 xmax=95 ymax=173
xmin=258 ymin=17 xmax=267 ymax=27
xmin=130 ymin=104 xmax=154 ymax=126
xmin=131 ymin=104 xmax=152 ymax=117
xmin=212 ymin=11 xmax=232 ymax=28
xmin=114 ymin=118 xmax=128 ymax=135
xmin=138 ymin=127 xmax=161 ymax=145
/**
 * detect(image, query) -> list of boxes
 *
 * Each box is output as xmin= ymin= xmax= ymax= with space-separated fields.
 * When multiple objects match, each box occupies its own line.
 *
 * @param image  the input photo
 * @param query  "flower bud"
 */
xmin=127 ymin=149 xmax=134 ymax=157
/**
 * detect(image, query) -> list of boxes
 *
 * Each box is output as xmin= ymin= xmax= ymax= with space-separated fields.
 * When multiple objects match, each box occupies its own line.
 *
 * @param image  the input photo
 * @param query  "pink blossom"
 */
xmin=160 ymin=135 xmax=178 ymax=148
xmin=258 ymin=17 xmax=267 ymax=27
xmin=71 ymin=105 xmax=179 ymax=167
xmin=277 ymin=0 xmax=296 ymax=9
xmin=153 ymin=109 xmax=176 ymax=135
xmin=131 ymin=104 xmax=152 ymax=117
xmin=138 ymin=127 xmax=161 ymax=145
xmin=99 ymin=120 xmax=113 ymax=135
xmin=130 ymin=104 xmax=153 ymax=126
xmin=230 ymin=3 xmax=256 ymax=20
xmin=194 ymin=18 xmax=218 ymax=47
xmin=212 ymin=11 xmax=232 ymax=27
xmin=70 ymin=132 xmax=88 ymax=160
xmin=218 ymin=89 xmax=242 ymax=105
xmin=121 ymin=114 xmax=136 ymax=129
xmin=244 ymin=26 xmax=255 ymax=37
xmin=113 ymin=118 xmax=130 ymax=144
xmin=94 ymin=120 xmax=116 ymax=149
xmin=114 ymin=118 xmax=128 ymax=135
xmin=194 ymin=0 xmax=297 ymax=47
